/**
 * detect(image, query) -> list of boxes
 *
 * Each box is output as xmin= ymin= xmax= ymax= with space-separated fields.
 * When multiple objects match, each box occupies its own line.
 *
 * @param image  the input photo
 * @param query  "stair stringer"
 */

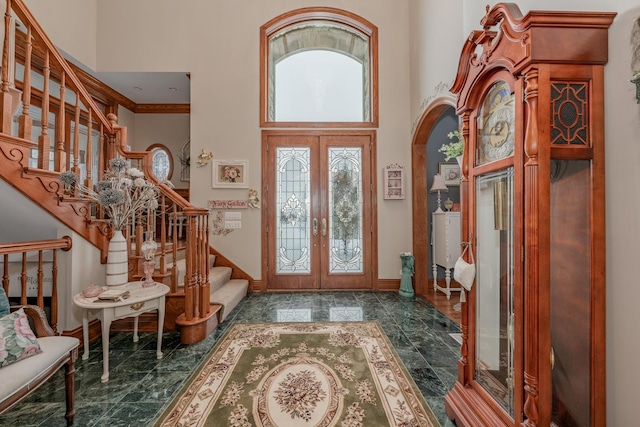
xmin=0 ymin=134 xmax=110 ymax=259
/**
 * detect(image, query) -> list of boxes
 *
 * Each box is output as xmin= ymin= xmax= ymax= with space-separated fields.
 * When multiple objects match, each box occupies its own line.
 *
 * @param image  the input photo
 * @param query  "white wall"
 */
xmin=0 ymin=182 xmax=102 ymax=334
xmin=408 ymin=0 xmax=463 ymax=127
xmin=57 ymin=230 xmax=105 ymax=333
xmin=89 ymin=0 xmax=413 ymax=280
xmin=130 ymin=114 xmax=190 ymax=190
xmin=604 ymin=7 xmax=640 ymax=424
xmin=20 ymin=0 xmax=98 ymax=70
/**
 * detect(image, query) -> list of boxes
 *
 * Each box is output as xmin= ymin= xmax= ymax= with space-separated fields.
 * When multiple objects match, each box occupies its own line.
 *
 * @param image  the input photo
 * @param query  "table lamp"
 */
xmin=430 ymin=174 xmax=448 ymax=213
xmin=140 ymin=238 xmax=158 ymax=287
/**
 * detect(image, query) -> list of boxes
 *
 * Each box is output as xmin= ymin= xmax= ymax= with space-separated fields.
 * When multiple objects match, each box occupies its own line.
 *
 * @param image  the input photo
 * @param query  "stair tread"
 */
xmin=210 ymin=279 xmax=249 ymax=322
xmin=211 ymin=278 xmax=248 ymax=291
xmin=210 ymin=267 xmax=232 ymax=292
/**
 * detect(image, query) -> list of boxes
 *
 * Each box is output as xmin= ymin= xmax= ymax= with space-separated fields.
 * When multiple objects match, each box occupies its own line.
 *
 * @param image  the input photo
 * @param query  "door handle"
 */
xmin=313 ymin=218 xmax=318 ymax=236
xmin=321 ymin=218 xmax=327 ymax=236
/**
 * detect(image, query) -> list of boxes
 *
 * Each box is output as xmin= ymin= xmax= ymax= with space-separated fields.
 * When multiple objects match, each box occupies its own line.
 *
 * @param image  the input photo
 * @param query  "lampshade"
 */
xmin=430 ymin=174 xmax=448 ymax=193
xmin=141 ymin=239 xmax=158 ymax=261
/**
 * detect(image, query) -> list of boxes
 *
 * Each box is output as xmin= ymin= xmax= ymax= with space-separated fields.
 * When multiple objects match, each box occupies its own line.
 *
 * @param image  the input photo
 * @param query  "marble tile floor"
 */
xmin=0 ymin=291 xmax=460 ymax=426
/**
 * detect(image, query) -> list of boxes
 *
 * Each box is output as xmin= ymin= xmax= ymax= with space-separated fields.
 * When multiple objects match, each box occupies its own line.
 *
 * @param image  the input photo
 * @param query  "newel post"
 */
xmin=107 ymin=113 xmax=129 ymax=155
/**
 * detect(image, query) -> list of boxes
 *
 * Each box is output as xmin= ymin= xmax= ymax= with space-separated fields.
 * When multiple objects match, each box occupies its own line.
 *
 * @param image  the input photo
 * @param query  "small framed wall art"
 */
xmin=212 ymin=159 xmax=249 ymax=188
xmin=383 ymin=163 xmax=404 ymax=199
xmin=439 ymin=162 xmax=461 ymax=186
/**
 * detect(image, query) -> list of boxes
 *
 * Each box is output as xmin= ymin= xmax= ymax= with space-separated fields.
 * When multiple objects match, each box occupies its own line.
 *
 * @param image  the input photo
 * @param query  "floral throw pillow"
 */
xmin=0 ymin=308 xmax=42 ymax=368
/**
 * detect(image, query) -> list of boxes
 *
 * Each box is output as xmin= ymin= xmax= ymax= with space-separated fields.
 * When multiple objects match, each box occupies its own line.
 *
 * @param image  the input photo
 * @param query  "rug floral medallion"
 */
xmin=155 ymin=322 xmax=440 ymax=427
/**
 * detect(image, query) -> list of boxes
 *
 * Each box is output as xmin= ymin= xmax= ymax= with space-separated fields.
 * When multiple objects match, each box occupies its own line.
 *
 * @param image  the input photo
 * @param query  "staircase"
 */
xmin=167 ymin=249 xmax=249 ymax=323
xmin=0 ymin=0 xmax=249 ymax=343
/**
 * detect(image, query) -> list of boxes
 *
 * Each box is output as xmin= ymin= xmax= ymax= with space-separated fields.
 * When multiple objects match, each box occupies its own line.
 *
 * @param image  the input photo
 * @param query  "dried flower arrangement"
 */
xmin=60 ymin=158 xmax=159 ymax=231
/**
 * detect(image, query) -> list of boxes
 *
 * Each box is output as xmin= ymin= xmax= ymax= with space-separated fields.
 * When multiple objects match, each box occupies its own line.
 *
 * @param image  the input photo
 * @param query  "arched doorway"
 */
xmin=411 ymin=96 xmax=457 ymax=297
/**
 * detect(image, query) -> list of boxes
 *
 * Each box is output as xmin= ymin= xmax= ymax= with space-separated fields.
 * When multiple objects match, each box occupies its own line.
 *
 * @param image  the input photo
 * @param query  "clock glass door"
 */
xmin=474 ymin=167 xmax=516 ymax=417
xmin=550 ymin=160 xmax=593 ymax=426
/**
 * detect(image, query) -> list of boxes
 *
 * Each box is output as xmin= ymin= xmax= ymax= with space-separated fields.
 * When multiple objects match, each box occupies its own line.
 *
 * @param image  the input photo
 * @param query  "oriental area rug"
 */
xmin=154 ymin=322 xmax=441 ymax=427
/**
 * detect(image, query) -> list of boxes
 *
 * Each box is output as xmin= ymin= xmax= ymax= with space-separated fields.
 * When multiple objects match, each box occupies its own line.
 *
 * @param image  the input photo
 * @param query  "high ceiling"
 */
xmin=93 ymin=71 xmax=191 ymax=104
xmin=55 ymin=48 xmax=191 ymax=106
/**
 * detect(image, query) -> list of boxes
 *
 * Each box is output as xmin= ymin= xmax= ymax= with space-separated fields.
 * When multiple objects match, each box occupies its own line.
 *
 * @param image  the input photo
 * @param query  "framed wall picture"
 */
xmin=212 ymin=160 xmax=249 ymax=188
xmin=383 ymin=163 xmax=404 ymax=199
xmin=439 ymin=162 xmax=461 ymax=186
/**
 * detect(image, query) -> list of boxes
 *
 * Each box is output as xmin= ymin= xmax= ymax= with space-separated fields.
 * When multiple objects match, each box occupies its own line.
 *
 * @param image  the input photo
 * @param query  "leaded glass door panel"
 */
xmin=263 ymin=131 xmax=373 ymax=290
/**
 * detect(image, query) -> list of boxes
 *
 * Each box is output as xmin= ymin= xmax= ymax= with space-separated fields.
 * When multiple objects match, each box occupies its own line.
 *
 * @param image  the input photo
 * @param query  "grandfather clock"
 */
xmin=444 ymin=4 xmax=614 ymax=426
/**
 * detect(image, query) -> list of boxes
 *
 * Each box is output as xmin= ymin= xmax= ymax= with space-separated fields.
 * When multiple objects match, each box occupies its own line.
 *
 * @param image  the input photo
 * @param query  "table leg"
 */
xmin=156 ymin=296 xmax=165 ymax=359
xmin=100 ymin=318 xmax=112 ymax=383
xmin=432 ymin=262 xmax=438 ymax=290
xmin=445 ymin=268 xmax=452 ymax=300
xmin=133 ymin=316 xmax=139 ymax=343
xmin=81 ymin=309 xmax=89 ymax=360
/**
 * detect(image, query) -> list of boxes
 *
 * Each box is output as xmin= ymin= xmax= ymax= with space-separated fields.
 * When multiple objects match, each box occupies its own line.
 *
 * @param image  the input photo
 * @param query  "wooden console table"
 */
xmin=73 ymin=282 xmax=170 ymax=382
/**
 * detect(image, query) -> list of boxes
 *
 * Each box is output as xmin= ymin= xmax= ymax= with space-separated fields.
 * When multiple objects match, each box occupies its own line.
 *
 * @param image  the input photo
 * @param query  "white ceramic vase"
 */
xmin=106 ymin=230 xmax=128 ymax=287
xmin=456 ymin=155 xmax=463 ymax=169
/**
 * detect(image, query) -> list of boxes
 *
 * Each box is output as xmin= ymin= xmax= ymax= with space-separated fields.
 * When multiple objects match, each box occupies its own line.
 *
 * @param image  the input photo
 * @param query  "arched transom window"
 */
xmin=261 ymin=8 xmax=378 ymax=126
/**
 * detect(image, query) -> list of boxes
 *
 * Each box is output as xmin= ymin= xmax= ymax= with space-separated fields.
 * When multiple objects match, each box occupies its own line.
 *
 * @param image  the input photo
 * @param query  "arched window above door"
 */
xmin=260 ymin=8 xmax=378 ymax=127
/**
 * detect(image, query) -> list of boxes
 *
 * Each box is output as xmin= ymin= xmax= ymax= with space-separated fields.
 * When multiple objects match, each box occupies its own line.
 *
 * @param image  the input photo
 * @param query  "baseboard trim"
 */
xmin=250 ymin=280 xmax=263 ymax=292
xmin=376 ymin=279 xmax=400 ymax=291
xmin=250 ymin=279 xmax=400 ymax=292
xmin=63 ymin=319 xmax=102 ymax=348
xmin=64 ymin=279 xmax=405 ymax=349
xmin=209 ymin=247 xmax=254 ymax=287
xmin=109 ymin=313 xmax=161 ymax=332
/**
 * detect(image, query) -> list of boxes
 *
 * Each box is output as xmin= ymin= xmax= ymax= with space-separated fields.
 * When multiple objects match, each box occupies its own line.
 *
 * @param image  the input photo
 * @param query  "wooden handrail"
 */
xmin=0 ymin=235 xmax=72 ymax=333
xmin=0 ymin=236 xmax=72 ymax=254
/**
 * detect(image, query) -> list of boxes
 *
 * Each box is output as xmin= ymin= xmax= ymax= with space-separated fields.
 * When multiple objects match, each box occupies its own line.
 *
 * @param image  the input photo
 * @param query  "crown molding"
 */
xmin=135 ymin=103 xmax=190 ymax=114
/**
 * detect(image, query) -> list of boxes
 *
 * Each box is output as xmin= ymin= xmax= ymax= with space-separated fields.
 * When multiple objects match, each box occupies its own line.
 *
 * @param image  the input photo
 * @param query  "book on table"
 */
xmin=97 ymin=289 xmax=130 ymax=301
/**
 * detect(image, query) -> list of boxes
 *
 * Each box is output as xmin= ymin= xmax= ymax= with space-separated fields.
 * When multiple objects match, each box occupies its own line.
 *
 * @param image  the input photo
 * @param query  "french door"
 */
xmin=262 ymin=130 xmax=375 ymax=290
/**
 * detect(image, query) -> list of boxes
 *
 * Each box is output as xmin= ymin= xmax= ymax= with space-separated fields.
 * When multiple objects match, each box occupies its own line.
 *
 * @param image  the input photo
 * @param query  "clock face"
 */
xmin=477 ymin=81 xmax=515 ymax=165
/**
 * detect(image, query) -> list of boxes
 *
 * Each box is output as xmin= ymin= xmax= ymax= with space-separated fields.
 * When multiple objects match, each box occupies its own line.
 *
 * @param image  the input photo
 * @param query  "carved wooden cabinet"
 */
xmin=431 ymin=211 xmax=461 ymax=299
xmin=444 ymin=5 xmax=614 ymax=427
